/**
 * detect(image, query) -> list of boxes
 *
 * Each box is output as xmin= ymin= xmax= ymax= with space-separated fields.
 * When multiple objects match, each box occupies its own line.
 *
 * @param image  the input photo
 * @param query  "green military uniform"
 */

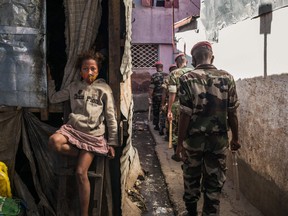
xmin=168 ymin=67 xmax=192 ymax=150
xmin=178 ymin=64 xmax=239 ymax=215
xmin=159 ymin=74 xmax=170 ymax=135
xmin=150 ymin=71 xmax=167 ymax=127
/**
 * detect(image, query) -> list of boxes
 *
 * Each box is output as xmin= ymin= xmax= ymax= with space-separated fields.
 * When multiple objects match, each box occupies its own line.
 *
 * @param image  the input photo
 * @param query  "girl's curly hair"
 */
xmin=76 ymin=50 xmax=104 ymax=70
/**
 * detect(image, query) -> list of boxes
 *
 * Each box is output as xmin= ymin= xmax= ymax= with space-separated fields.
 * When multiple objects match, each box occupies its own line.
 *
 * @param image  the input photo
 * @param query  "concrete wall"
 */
xmin=175 ymin=7 xmax=288 ymax=80
xmin=227 ymin=74 xmax=288 ymax=216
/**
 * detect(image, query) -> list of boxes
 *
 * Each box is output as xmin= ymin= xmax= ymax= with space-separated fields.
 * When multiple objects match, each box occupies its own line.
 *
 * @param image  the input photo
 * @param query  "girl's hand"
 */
xmin=47 ymin=64 xmax=53 ymax=81
xmin=107 ymin=146 xmax=115 ymax=159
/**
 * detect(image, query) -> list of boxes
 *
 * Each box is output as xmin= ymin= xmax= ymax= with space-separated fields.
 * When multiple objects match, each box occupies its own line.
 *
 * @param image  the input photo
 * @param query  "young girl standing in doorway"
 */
xmin=48 ymin=50 xmax=118 ymax=216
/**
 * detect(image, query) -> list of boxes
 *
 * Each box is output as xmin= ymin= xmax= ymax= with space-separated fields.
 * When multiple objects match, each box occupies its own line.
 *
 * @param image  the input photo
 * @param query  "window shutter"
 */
xmin=164 ymin=0 xmax=172 ymax=8
xmin=142 ymin=0 xmax=152 ymax=7
xmin=173 ymin=0 xmax=179 ymax=8
xmin=164 ymin=0 xmax=179 ymax=8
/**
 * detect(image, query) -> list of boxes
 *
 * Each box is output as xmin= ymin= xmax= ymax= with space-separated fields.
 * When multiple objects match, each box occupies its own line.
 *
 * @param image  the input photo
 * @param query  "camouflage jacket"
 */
xmin=168 ymin=67 xmax=192 ymax=94
xmin=161 ymin=75 xmax=170 ymax=103
xmin=162 ymin=75 xmax=169 ymax=90
xmin=178 ymin=64 xmax=239 ymax=135
xmin=168 ymin=67 xmax=193 ymax=104
xmin=149 ymin=71 xmax=167 ymax=96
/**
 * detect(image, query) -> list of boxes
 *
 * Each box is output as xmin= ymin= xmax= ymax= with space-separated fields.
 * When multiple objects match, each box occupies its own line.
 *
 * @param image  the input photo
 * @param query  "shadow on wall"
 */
xmin=131 ymin=71 xmax=151 ymax=94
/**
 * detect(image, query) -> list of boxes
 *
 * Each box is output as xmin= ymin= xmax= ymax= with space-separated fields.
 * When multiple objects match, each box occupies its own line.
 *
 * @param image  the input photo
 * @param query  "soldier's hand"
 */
xmin=167 ymin=111 xmax=173 ymax=122
xmin=230 ymin=140 xmax=241 ymax=151
xmin=176 ymin=144 xmax=187 ymax=163
xmin=148 ymin=98 xmax=152 ymax=105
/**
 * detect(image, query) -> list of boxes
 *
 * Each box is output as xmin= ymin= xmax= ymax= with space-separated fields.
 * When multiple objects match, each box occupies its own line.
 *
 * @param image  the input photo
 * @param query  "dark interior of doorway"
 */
xmin=46 ymin=0 xmax=109 ymax=92
xmin=14 ymin=0 xmax=111 ymax=198
xmin=45 ymin=1 xmax=120 ymax=215
xmin=15 ymin=0 xmax=127 ymax=214
xmin=44 ymin=0 xmax=110 ymax=128
xmin=46 ymin=0 xmax=67 ymax=92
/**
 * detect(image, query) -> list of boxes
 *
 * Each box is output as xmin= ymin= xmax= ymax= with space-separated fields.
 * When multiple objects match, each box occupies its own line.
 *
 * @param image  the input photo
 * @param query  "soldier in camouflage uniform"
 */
xmin=176 ymin=41 xmax=241 ymax=216
xmin=149 ymin=61 xmax=167 ymax=130
xmin=167 ymin=53 xmax=193 ymax=161
xmin=159 ymin=64 xmax=177 ymax=137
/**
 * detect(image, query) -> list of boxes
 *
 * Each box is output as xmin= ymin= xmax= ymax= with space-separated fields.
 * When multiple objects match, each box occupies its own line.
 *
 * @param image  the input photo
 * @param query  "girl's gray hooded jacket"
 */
xmin=48 ymin=79 xmax=118 ymax=146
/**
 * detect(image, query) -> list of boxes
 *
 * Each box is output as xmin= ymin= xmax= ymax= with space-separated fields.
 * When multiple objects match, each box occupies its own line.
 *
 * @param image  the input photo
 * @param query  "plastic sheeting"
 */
xmin=60 ymin=0 xmax=102 ymax=89
xmin=120 ymin=0 xmax=133 ymax=119
xmin=0 ymin=110 xmax=58 ymax=215
xmin=22 ymin=111 xmax=58 ymax=214
xmin=0 ymin=1 xmax=47 ymax=108
xmin=201 ymin=0 xmax=288 ymax=42
xmin=120 ymin=0 xmax=133 ymax=82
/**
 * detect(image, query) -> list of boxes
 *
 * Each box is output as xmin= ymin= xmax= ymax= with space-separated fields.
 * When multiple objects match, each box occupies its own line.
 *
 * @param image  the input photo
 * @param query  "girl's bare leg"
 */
xmin=48 ymin=133 xmax=79 ymax=157
xmin=76 ymin=150 xmax=95 ymax=216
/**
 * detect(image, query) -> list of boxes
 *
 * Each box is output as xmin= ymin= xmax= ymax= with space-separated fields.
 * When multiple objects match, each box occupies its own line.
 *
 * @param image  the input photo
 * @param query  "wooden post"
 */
xmin=109 ymin=0 xmax=122 ymax=122
xmin=169 ymin=121 xmax=173 ymax=149
xmin=108 ymin=1 xmax=122 ymax=216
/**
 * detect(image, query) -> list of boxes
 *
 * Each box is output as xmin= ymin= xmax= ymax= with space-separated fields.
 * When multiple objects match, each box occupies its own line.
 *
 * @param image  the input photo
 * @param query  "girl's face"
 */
xmin=80 ymin=59 xmax=99 ymax=84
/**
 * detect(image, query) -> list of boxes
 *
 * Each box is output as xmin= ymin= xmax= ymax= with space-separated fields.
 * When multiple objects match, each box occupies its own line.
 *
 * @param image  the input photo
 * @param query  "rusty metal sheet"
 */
xmin=0 ymin=0 xmax=46 ymax=108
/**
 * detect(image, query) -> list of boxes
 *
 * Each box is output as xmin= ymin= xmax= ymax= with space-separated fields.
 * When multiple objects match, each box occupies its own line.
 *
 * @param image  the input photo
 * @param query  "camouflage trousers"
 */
xmin=171 ymin=101 xmax=180 ymax=150
xmin=152 ymin=94 xmax=162 ymax=126
xmin=182 ymin=134 xmax=228 ymax=216
xmin=159 ymin=104 xmax=168 ymax=131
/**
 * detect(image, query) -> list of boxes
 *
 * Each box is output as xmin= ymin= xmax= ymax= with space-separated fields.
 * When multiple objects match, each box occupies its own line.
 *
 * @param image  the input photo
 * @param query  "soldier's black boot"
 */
xmin=154 ymin=125 xmax=160 ymax=130
xmin=159 ymin=128 xmax=164 ymax=135
xmin=186 ymin=202 xmax=198 ymax=216
xmin=173 ymin=145 xmax=177 ymax=152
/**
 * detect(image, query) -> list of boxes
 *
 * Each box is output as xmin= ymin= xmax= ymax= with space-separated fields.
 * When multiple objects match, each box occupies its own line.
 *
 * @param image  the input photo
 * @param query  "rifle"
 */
xmin=232 ymin=151 xmax=240 ymax=200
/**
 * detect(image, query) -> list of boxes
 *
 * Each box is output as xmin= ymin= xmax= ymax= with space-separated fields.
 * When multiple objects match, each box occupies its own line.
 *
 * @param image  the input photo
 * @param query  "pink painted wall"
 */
xmin=132 ymin=0 xmax=200 ymax=44
xmin=131 ymin=0 xmax=200 ymax=95
xmin=159 ymin=44 xmax=174 ymax=73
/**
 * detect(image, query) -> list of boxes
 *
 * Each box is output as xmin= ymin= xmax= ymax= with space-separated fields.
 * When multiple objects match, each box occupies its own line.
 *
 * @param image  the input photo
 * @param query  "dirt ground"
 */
xmin=131 ymin=111 xmax=264 ymax=216
xmin=131 ymin=112 xmax=174 ymax=216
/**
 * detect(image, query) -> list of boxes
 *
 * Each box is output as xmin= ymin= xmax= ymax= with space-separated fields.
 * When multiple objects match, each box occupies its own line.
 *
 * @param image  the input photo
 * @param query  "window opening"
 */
xmin=156 ymin=0 xmax=165 ymax=7
xmin=131 ymin=44 xmax=159 ymax=68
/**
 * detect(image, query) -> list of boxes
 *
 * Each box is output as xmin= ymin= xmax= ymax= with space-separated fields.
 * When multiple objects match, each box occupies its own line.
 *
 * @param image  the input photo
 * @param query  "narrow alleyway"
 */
xmin=131 ymin=112 xmax=174 ymax=216
xmin=131 ymin=111 xmax=264 ymax=216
